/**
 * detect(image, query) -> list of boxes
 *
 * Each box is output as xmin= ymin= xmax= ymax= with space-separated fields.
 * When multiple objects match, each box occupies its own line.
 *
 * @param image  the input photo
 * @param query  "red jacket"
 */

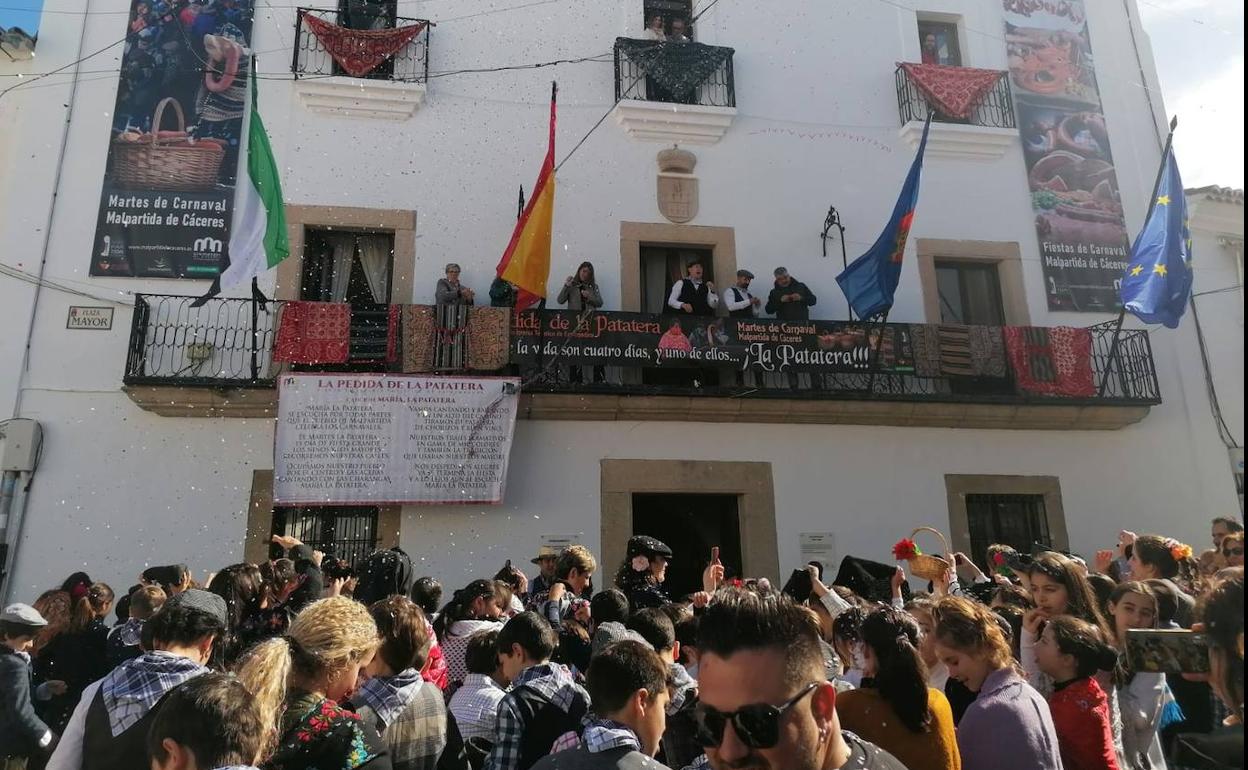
xmin=1048 ymin=677 xmax=1121 ymax=770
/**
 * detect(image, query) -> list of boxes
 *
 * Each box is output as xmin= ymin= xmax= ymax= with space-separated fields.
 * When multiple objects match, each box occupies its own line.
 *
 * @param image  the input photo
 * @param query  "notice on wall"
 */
xmin=89 ymin=1 xmax=256 ymax=278
xmin=799 ymin=532 xmax=837 ymax=577
xmin=275 ymin=374 xmax=521 ymax=505
xmin=1002 ymin=0 xmax=1131 ymax=312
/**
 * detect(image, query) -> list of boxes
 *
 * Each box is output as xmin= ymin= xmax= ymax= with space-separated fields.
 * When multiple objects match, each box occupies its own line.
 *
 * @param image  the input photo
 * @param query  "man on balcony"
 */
xmin=667 ymin=260 xmax=718 ymax=317
xmin=766 ymin=267 xmax=817 ymax=321
xmin=724 ymin=269 xmax=761 ymax=318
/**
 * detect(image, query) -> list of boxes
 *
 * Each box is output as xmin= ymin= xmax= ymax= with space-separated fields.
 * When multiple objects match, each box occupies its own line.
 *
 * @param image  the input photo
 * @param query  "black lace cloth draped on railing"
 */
xmin=615 ymin=38 xmax=734 ymax=100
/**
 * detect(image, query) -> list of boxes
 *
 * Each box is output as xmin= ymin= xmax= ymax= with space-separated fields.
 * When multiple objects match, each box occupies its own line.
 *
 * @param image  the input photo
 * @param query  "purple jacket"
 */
xmin=957 ymin=667 xmax=1064 ymax=770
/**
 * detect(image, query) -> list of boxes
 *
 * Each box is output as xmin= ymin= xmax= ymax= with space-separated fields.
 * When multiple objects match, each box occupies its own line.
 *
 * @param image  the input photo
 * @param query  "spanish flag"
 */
xmin=497 ymin=82 xmax=557 ymax=311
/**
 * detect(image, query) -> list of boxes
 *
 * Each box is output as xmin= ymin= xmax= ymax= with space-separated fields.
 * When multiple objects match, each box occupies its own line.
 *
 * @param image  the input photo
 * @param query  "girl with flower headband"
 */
xmin=1129 ymin=535 xmax=1202 ymax=625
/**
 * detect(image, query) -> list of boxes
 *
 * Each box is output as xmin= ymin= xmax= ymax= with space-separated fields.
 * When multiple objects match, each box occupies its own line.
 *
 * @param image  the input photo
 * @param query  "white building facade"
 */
xmin=0 ymin=0 xmax=1242 ymax=599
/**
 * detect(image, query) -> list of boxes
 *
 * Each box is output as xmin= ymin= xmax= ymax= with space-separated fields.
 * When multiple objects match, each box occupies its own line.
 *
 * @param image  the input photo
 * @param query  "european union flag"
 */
xmin=1120 ymin=147 xmax=1192 ymax=328
xmin=836 ymin=114 xmax=932 ymax=319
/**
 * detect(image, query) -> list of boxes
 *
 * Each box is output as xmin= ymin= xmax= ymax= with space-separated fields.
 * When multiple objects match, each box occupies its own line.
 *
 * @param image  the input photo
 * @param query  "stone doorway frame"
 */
xmin=599 ymin=459 xmax=779 ymax=583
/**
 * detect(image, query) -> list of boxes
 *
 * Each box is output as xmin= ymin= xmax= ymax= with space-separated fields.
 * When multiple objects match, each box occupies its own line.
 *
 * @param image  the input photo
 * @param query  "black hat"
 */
xmin=833 ymin=555 xmax=910 ymax=605
xmin=627 ymin=535 xmax=673 ymax=560
xmin=736 ymin=269 xmax=754 ymax=279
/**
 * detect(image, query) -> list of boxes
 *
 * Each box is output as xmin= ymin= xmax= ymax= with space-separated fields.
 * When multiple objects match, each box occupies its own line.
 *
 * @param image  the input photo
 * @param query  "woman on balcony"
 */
xmin=435 ymin=263 xmax=475 ymax=306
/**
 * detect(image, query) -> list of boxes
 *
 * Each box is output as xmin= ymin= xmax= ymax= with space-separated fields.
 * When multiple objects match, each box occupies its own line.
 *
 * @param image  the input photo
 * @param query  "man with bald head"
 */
xmin=694 ymin=589 xmax=908 ymax=770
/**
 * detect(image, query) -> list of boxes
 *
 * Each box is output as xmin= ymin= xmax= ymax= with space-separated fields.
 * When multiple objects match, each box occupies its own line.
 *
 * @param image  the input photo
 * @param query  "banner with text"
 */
xmin=90 ymin=1 xmax=255 ymax=278
xmin=275 ymin=374 xmax=520 ymax=505
xmin=1002 ymin=0 xmax=1130 ymax=312
xmin=511 ymin=310 xmax=914 ymax=373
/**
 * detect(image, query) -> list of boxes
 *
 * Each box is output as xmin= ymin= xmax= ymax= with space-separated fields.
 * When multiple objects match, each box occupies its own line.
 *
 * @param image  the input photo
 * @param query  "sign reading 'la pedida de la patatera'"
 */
xmin=274 ymin=374 xmax=520 ymax=506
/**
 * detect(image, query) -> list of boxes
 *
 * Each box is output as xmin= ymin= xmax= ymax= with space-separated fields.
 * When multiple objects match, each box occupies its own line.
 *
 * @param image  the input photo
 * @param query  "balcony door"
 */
xmin=301 ymin=228 xmax=394 ymax=305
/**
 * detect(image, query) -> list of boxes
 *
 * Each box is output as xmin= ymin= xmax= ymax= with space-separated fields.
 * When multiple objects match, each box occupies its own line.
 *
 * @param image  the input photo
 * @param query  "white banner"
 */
xmin=275 ymin=373 xmax=520 ymax=505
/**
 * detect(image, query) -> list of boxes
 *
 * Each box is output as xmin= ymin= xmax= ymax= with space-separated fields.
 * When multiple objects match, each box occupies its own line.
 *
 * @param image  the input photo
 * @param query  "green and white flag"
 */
xmin=198 ymin=75 xmax=288 ymax=302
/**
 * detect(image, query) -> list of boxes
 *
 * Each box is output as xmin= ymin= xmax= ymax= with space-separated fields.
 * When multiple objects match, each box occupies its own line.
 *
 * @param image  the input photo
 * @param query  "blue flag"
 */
xmin=1120 ymin=147 xmax=1192 ymax=328
xmin=836 ymin=115 xmax=932 ymax=319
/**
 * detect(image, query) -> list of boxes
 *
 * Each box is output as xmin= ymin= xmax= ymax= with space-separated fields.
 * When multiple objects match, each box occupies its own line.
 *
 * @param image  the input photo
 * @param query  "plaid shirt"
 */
xmin=353 ymin=670 xmax=448 ymax=770
xmin=484 ymin=663 xmax=590 ymax=770
xmin=681 ymin=755 xmax=710 ymax=770
xmin=100 ymin=651 xmax=207 ymax=736
xmin=354 ymin=668 xmax=423 ymax=730
xmin=448 ymin=673 xmax=507 ymax=743
xmin=582 ymin=720 xmax=641 ymax=754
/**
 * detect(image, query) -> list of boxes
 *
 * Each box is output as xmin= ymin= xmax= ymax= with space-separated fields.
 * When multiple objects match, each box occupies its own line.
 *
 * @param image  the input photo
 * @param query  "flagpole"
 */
xmin=250 ymin=276 xmax=261 ymax=381
xmin=865 ymin=311 xmax=890 ymax=394
xmin=1098 ymin=115 xmax=1178 ymax=396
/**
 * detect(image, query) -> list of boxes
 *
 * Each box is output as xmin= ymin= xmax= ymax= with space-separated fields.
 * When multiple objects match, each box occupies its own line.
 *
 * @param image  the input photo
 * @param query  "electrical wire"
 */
xmin=1187 ymin=293 xmax=1240 ymax=448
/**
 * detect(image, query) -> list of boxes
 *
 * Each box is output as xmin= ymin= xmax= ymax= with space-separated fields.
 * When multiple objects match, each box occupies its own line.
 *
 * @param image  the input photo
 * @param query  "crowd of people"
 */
xmin=440 ymin=259 xmax=818 ymax=322
xmin=1 ymin=518 xmax=1243 ymax=770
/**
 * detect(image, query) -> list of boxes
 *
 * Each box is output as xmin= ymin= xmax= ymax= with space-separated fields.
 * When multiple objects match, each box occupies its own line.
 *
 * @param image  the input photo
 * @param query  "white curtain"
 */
xmin=326 ymin=233 xmax=356 ymax=302
xmin=356 ymin=234 xmax=392 ymax=303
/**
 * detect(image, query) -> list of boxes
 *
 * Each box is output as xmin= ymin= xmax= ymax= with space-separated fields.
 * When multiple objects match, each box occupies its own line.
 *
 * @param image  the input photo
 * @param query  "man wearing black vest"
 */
xmin=46 ymin=589 xmax=226 ymax=770
xmin=723 ymin=269 xmax=761 ymax=318
xmin=665 ymin=261 xmax=718 ymax=316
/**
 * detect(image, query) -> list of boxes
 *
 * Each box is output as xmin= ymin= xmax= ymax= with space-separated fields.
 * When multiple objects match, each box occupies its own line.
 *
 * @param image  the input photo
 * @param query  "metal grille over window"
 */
xmin=274 ymin=506 xmax=379 ymax=570
xmin=965 ymin=494 xmax=1051 ymax=569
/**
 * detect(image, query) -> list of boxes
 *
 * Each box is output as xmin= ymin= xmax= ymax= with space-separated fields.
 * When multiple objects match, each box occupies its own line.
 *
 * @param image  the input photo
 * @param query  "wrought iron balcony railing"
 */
xmin=124 ymin=296 xmax=1160 ymax=408
xmin=292 ymin=7 xmax=431 ymax=83
xmin=614 ymin=37 xmax=736 ymax=108
xmin=896 ymin=64 xmax=1016 ymax=129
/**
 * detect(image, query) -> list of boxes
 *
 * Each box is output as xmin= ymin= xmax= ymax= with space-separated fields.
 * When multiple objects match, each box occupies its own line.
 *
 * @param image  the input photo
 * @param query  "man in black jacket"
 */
xmin=765 ymin=267 xmax=817 ymax=320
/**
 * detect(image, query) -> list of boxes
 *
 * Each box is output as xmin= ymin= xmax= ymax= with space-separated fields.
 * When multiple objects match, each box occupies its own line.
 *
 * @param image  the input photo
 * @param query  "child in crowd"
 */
xmin=351 ymin=596 xmax=465 ymax=770
xmin=625 ymin=608 xmax=699 ymax=768
xmin=234 ymin=596 xmax=390 ymax=770
xmin=837 ymin=606 xmax=961 ymax=770
xmin=447 ymin=629 xmax=507 ymax=746
xmin=483 ymin=612 xmax=590 ymax=770
xmin=933 ymin=596 xmax=1062 ymax=770
xmin=146 ymin=673 xmax=266 ymax=770
xmin=106 ymin=584 xmax=166 ymax=666
xmin=531 ymin=640 xmax=671 ymax=770
xmin=1033 ymin=615 xmax=1122 ymax=770
xmin=1 ymin=604 xmax=62 ymax=768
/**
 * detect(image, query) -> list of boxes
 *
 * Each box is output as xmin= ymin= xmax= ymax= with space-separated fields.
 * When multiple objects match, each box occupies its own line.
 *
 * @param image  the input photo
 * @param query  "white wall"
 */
xmin=1 ymin=0 xmax=1240 ymax=597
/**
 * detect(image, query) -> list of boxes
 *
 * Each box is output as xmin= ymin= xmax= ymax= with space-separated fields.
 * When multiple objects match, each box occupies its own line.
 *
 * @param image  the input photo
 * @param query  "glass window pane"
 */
xmin=961 ymin=265 xmax=1004 ymax=325
xmin=935 ymin=265 xmax=965 ymax=323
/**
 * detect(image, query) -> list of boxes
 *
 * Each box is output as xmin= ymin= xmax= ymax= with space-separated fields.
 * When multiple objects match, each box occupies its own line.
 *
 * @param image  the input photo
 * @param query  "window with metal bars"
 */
xmin=965 ymin=493 xmax=1052 ymax=571
xmin=272 ymin=506 xmax=379 ymax=570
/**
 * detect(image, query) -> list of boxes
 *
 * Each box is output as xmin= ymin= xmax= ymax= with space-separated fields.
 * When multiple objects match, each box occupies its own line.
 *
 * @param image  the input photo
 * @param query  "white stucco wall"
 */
xmin=0 ymin=0 xmax=1242 ymax=597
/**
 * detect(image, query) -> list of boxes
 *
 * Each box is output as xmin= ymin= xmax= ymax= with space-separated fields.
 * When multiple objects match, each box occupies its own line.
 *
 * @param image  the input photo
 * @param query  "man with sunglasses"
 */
xmin=694 ymin=589 xmax=909 ymax=770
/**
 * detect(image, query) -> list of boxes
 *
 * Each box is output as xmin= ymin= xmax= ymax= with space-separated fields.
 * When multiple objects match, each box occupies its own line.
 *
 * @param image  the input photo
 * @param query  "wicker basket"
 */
xmin=112 ymin=98 xmax=224 ymax=191
xmin=906 ymin=526 xmax=952 ymax=581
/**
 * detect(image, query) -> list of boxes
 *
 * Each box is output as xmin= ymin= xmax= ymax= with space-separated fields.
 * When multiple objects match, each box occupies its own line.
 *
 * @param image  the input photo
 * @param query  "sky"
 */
xmin=0 ymin=0 xmax=41 ymax=35
xmin=1 ymin=0 xmax=1243 ymax=188
xmin=1139 ymin=0 xmax=1243 ymax=189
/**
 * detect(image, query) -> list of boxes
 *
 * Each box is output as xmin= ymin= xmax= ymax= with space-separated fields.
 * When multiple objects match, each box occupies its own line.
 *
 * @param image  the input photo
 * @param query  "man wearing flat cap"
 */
xmin=723 ymin=269 xmax=762 ymax=318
